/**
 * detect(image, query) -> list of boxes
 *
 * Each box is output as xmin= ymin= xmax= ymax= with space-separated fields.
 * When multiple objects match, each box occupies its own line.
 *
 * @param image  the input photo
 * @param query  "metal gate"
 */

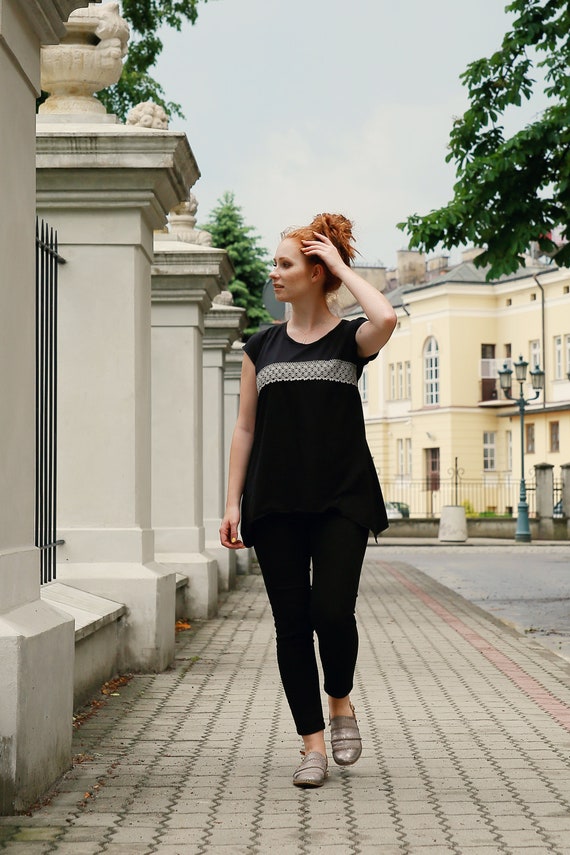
xmin=35 ymin=219 xmax=65 ymax=584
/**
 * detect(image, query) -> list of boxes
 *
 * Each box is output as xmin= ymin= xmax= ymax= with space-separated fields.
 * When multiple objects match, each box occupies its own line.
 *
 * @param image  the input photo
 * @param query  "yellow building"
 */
xmin=355 ymin=256 xmax=570 ymax=518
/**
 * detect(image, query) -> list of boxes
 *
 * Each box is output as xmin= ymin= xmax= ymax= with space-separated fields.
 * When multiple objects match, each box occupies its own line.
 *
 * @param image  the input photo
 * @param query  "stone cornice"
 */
xmin=20 ymin=0 xmax=98 ymax=44
xmin=224 ymin=346 xmax=245 ymax=381
xmin=36 ymin=126 xmax=199 ymax=223
xmin=152 ymin=242 xmax=233 ymax=310
xmin=203 ymin=305 xmax=246 ymax=351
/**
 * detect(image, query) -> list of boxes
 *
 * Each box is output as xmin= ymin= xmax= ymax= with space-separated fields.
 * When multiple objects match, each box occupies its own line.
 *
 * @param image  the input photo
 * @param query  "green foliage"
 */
xmin=398 ymin=0 xmax=570 ymax=279
xmin=97 ymin=1 xmax=209 ymax=121
xmin=462 ymin=500 xmax=476 ymax=517
xmin=203 ymin=193 xmax=273 ymax=338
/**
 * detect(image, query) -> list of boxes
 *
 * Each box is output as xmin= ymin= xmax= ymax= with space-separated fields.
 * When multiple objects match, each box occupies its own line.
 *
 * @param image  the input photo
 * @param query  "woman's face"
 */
xmin=269 ymin=237 xmax=317 ymax=303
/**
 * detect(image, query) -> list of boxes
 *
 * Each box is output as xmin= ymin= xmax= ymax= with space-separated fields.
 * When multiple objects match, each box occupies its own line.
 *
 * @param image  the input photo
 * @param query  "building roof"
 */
xmin=399 ymin=259 xmax=556 ymax=295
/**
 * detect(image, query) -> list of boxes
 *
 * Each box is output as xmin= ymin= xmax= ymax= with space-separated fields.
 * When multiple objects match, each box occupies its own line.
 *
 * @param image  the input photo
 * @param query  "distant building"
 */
xmin=349 ymin=251 xmax=570 ymax=517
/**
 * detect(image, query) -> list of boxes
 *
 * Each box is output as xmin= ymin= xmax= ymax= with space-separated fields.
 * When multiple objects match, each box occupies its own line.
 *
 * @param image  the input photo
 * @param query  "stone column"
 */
xmin=224 ymin=342 xmax=253 ymax=574
xmin=151 ymin=235 xmax=233 ymax=617
xmin=35 ymin=5 xmax=200 ymax=671
xmin=203 ymin=303 xmax=246 ymax=589
xmin=535 ymin=462 xmax=554 ymax=540
xmin=535 ymin=463 xmax=554 ymax=518
xmin=0 ymin=0 xmax=95 ymax=815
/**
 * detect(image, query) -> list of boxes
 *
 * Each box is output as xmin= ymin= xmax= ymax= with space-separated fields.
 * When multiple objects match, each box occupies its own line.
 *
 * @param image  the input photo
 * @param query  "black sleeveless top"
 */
xmin=240 ymin=318 xmax=388 ymax=546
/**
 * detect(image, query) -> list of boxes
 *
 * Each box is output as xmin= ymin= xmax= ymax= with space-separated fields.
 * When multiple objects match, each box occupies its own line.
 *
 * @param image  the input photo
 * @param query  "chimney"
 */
xmin=397 ymin=249 xmax=426 ymax=286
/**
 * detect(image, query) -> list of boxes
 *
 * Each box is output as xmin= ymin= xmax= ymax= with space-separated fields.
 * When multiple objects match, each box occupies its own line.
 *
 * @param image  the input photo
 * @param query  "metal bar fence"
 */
xmin=382 ymin=475 xmax=537 ymax=519
xmin=35 ymin=219 xmax=65 ymax=584
xmin=553 ymin=480 xmax=563 ymax=517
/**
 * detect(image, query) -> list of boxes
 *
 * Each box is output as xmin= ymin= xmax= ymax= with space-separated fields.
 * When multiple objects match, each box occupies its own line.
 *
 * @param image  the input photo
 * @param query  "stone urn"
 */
xmin=168 ymin=192 xmax=213 ymax=246
xmin=39 ymin=2 xmax=130 ymax=116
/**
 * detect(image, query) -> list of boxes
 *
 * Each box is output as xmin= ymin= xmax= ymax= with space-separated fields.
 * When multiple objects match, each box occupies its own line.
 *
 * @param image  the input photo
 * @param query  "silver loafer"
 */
xmin=330 ymin=706 xmax=362 ymax=766
xmin=292 ymin=751 xmax=328 ymax=787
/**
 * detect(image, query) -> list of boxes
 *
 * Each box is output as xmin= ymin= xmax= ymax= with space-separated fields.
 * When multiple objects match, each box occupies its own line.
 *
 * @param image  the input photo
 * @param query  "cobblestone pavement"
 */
xmin=2 ymin=552 xmax=570 ymax=854
xmin=375 ymin=541 xmax=570 ymax=662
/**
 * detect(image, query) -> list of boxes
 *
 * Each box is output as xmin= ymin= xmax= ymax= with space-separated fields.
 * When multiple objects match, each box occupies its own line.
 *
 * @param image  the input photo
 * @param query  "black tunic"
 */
xmin=239 ymin=317 xmax=388 ymax=546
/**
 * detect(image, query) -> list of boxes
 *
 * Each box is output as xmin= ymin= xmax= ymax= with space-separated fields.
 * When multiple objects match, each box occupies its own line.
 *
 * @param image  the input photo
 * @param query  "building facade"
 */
xmin=359 ymin=255 xmax=570 ymax=518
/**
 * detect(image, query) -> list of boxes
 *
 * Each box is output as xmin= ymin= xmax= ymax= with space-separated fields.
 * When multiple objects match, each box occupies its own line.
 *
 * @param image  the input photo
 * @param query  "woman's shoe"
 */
xmin=330 ymin=704 xmax=362 ymax=766
xmin=292 ymin=751 xmax=328 ymax=787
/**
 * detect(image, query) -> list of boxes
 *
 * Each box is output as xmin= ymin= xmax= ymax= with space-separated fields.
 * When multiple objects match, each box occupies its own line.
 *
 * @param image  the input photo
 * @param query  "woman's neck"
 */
xmin=288 ymin=300 xmax=334 ymax=332
xmin=286 ymin=303 xmax=340 ymax=344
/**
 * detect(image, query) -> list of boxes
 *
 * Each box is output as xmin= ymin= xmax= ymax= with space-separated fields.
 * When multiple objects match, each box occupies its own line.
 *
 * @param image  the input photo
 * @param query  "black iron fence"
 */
xmin=553 ymin=480 xmax=563 ymax=517
xmin=35 ymin=219 xmax=65 ymax=584
xmin=383 ymin=474 xmax=537 ymax=519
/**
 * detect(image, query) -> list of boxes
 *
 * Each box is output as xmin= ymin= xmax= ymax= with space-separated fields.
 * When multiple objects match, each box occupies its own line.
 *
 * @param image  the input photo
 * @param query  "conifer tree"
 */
xmin=203 ymin=193 xmax=273 ymax=338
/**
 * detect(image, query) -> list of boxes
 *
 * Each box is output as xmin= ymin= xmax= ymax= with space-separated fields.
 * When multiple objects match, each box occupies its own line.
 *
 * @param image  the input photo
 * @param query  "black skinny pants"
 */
xmin=252 ymin=511 xmax=369 ymax=736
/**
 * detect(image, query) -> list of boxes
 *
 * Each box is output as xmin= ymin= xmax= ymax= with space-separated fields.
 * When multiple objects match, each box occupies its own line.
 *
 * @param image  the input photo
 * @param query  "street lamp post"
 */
xmin=498 ymin=356 xmax=545 ymax=542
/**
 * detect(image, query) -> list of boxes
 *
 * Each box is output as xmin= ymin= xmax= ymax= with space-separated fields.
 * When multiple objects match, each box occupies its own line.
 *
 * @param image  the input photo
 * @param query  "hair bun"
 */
xmin=281 ymin=212 xmax=357 ymax=294
xmin=309 ymin=213 xmax=356 ymax=266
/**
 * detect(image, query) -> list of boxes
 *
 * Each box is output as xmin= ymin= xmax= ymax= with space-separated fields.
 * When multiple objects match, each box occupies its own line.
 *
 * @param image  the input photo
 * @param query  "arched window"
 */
xmin=423 ymin=337 xmax=439 ymax=405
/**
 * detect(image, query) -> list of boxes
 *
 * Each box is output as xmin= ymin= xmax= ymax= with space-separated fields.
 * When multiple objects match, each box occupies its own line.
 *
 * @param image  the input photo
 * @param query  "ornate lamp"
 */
xmin=498 ymin=354 xmax=544 ymax=543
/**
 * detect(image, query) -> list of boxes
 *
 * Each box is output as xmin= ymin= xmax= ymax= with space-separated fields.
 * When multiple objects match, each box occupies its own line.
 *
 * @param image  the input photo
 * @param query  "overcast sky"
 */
xmin=154 ymin=0 xmax=546 ymax=268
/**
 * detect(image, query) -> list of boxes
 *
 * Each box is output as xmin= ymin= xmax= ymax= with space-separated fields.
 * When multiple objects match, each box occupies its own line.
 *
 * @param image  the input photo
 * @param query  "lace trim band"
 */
xmin=256 ymin=359 xmax=357 ymax=393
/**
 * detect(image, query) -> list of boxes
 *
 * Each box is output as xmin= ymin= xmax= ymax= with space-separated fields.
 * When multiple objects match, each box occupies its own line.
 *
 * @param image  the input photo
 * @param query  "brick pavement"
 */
xmin=2 ymin=552 xmax=570 ymax=854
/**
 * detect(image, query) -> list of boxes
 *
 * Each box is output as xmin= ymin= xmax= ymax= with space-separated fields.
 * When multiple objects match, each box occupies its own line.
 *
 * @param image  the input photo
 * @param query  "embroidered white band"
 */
xmin=256 ymin=359 xmax=357 ymax=393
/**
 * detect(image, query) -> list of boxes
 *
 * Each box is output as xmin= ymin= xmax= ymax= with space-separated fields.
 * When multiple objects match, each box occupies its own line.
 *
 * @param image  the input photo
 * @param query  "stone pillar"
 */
xmin=36 ymin=5 xmax=200 ymax=671
xmin=203 ymin=303 xmax=246 ymax=589
xmin=535 ymin=463 xmax=554 ymax=518
xmin=0 ymin=0 xmax=95 ymax=815
xmin=151 ymin=236 xmax=233 ymax=617
xmin=535 ymin=462 xmax=554 ymax=540
xmin=224 ymin=342 xmax=253 ymax=574
xmin=438 ymin=505 xmax=468 ymax=542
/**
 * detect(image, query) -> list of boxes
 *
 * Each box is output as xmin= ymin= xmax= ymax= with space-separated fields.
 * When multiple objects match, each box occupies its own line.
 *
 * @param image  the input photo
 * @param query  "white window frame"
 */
xmin=397 ymin=439 xmax=404 ymax=475
xmin=554 ymin=335 xmax=562 ymax=380
xmin=389 ymin=363 xmax=396 ymax=400
xmin=566 ymin=334 xmax=570 ymax=376
xmin=423 ymin=337 xmax=439 ymax=406
xmin=405 ymin=437 xmax=412 ymax=476
xmin=530 ymin=339 xmax=541 ymax=371
xmin=506 ymin=430 xmax=512 ymax=472
xmin=405 ymin=361 xmax=411 ymax=399
xmin=397 ymin=362 xmax=404 ymax=399
xmin=483 ymin=431 xmax=496 ymax=471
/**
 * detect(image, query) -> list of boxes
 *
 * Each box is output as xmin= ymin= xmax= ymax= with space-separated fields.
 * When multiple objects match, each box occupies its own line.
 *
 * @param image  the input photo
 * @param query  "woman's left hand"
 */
xmin=301 ymin=233 xmax=347 ymax=278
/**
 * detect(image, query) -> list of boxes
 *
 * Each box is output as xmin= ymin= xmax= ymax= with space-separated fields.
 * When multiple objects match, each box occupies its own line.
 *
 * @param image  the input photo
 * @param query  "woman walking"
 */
xmin=220 ymin=213 xmax=397 ymax=787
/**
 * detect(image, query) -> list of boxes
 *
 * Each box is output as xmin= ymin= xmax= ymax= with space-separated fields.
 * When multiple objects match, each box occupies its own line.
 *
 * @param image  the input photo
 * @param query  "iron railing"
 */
xmin=35 ymin=219 xmax=65 ymax=584
xmin=553 ymin=480 xmax=564 ymax=517
xmin=382 ymin=473 xmax=537 ymax=519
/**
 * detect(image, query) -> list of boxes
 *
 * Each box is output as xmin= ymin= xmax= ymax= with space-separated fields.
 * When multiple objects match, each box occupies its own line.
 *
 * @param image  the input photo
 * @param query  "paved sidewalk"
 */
xmin=2 ymin=552 xmax=570 ymax=854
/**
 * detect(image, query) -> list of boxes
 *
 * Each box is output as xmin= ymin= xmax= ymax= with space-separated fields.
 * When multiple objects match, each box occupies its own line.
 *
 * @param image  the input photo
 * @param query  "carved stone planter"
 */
xmin=39 ymin=2 xmax=129 ymax=115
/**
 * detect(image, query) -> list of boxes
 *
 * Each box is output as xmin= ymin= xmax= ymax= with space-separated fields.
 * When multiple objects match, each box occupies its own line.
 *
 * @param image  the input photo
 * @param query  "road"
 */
xmin=373 ymin=541 xmax=570 ymax=661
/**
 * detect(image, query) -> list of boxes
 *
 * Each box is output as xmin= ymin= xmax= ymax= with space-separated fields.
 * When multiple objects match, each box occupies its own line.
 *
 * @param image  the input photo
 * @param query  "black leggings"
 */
xmin=252 ymin=511 xmax=369 ymax=736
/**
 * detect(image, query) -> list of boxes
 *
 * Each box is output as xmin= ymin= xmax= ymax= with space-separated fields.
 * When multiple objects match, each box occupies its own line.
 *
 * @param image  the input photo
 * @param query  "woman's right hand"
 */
xmin=219 ymin=505 xmax=245 ymax=549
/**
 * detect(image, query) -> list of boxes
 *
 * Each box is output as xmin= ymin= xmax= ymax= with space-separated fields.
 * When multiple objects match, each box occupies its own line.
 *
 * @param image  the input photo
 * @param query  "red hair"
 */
xmin=283 ymin=213 xmax=357 ymax=294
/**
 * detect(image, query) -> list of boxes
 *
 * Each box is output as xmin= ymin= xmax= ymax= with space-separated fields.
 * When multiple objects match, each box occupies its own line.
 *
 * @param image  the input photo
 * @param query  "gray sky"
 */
xmin=155 ymin=0 xmax=546 ymax=268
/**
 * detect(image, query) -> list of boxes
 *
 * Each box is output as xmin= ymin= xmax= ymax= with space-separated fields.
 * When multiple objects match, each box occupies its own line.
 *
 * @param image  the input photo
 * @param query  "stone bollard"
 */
xmin=438 ymin=506 xmax=468 ymax=542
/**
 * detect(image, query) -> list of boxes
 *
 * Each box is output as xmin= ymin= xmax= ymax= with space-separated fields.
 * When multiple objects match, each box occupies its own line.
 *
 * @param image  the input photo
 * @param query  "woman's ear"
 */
xmin=311 ymin=262 xmax=326 ymax=284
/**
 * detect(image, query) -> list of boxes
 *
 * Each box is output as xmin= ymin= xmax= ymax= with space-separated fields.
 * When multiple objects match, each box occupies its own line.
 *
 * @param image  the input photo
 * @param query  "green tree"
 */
xmin=97 ymin=1 xmax=210 ymax=121
xmin=399 ymin=0 xmax=570 ymax=278
xmin=203 ymin=193 xmax=273 ymax=338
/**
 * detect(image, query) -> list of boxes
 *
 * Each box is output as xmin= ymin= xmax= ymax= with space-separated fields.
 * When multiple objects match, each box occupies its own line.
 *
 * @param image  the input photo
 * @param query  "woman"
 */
xmin=220 ymin=213 xmax=397 ymax=787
